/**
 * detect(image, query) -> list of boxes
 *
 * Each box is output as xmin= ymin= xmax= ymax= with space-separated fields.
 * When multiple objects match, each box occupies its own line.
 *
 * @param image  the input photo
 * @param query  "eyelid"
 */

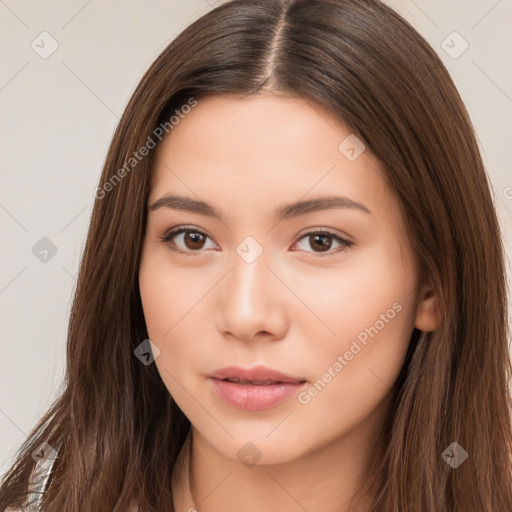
xmin=295 ymin=226 xmax=353 ymax=244
xmin=159 ymin=225 xmax=353 ymax=257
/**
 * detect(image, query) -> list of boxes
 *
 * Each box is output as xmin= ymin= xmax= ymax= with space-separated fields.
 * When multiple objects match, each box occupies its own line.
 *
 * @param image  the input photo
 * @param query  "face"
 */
xmin=138 ymin=93 xmax=437 ymax=465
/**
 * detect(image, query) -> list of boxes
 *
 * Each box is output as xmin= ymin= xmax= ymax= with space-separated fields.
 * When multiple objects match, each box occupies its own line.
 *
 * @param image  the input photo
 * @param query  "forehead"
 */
xmin=149 ymin=93 xmax=397 ymax=223
xmin=155 ymin=93 xmax=357 ymax=169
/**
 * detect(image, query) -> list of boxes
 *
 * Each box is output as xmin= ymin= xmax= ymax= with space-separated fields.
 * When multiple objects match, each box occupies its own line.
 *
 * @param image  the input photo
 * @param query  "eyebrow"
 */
xmin=149 ymin=193 xmax=372 ymax=220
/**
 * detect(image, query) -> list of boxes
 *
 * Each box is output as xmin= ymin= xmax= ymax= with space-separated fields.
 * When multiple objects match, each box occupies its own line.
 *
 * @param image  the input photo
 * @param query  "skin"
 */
xmin=138 ymin=93 xmax=440 ymax=512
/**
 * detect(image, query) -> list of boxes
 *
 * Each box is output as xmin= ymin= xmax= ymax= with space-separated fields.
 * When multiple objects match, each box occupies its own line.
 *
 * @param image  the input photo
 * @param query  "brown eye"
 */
xmin=183 ymin=231 xmax=206 ymax=250
xmin=309 ymin=233 xmax=333 ymax=252
xmin=160 ymin=227 xmax=216 ymax=255
xmin=293 ymin=230 xmax=353 ymax=257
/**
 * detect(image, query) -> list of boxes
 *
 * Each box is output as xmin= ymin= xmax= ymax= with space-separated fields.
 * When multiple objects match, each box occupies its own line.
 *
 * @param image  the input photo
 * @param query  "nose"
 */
xmin=216 ymin=249 xmax=288 ymax=342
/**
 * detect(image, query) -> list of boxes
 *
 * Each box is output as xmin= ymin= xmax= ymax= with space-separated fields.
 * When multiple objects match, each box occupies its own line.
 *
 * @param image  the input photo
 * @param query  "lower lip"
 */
xmin=209 ymin=378 xmax=306 ymax=411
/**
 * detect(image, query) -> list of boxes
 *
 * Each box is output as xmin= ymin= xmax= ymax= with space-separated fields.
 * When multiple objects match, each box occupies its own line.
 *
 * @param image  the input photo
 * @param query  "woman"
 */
xmin=1 ymin=0 xmax=511 ymax=510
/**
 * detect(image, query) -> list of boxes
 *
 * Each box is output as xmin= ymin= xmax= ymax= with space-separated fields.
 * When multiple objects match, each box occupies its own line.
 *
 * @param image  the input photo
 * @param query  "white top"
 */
xmin=5 ymin=437 xmax=62 ymax=511
xmin=5 ymin=432 xmax=193 ymax=511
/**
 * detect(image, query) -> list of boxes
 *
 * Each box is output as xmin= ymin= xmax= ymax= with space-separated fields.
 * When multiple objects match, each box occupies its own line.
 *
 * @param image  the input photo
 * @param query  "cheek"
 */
xmin=139 ymin=245 xmax=204 ymax=340
xmin=138 ymin=249 xmax=212 ymax=396
xmin=290 ymin=242 xmax=415 ymax=348
xmin=293 ymin=244 xmax=417 ymax=424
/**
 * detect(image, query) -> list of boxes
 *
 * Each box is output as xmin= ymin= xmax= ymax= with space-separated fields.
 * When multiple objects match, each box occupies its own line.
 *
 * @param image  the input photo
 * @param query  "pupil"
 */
xmin=185 ymin=231 xmax=205 ymax=250
xmin=311 ymin=234 xmax=331 ymax=252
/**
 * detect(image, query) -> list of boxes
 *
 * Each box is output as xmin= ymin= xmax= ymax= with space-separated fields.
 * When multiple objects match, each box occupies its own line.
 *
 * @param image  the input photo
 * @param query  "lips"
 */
xmin=208 ymin=365 xmax=306 ymax=385
xmin=222 ymin=378 xmax=280 ymax=385
xmin=208 ymin=366 xmax=306 ymax=411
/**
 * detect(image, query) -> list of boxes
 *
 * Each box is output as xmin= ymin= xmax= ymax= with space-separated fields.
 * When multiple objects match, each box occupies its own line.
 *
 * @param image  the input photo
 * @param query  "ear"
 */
xmin=414 ymin=278 xmax=442 ymax=332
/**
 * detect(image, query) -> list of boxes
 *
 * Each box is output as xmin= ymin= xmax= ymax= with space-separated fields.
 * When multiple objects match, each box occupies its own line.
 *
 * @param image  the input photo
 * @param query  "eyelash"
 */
xmin=159 ymin=225 xmax=353 ymax=258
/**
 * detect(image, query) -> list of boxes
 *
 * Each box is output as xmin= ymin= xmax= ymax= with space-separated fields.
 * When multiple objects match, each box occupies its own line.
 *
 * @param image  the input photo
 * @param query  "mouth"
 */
xmin=208 ymin=364 xmax=306 ymax=384
xmin=208 ymin=365 xmax=307 ymax=410
xmin=217 ymin=377 xmax=301 ymax=385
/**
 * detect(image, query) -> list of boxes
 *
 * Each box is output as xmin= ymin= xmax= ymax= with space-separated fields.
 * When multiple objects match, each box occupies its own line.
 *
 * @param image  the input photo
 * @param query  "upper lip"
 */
xmin=209 ymin=365 xmax=306 ymax=384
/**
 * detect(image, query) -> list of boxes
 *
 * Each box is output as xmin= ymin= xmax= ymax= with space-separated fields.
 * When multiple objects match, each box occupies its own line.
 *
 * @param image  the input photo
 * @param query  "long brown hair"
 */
xmin=2 ymin=0 xmax=511 ymax=510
